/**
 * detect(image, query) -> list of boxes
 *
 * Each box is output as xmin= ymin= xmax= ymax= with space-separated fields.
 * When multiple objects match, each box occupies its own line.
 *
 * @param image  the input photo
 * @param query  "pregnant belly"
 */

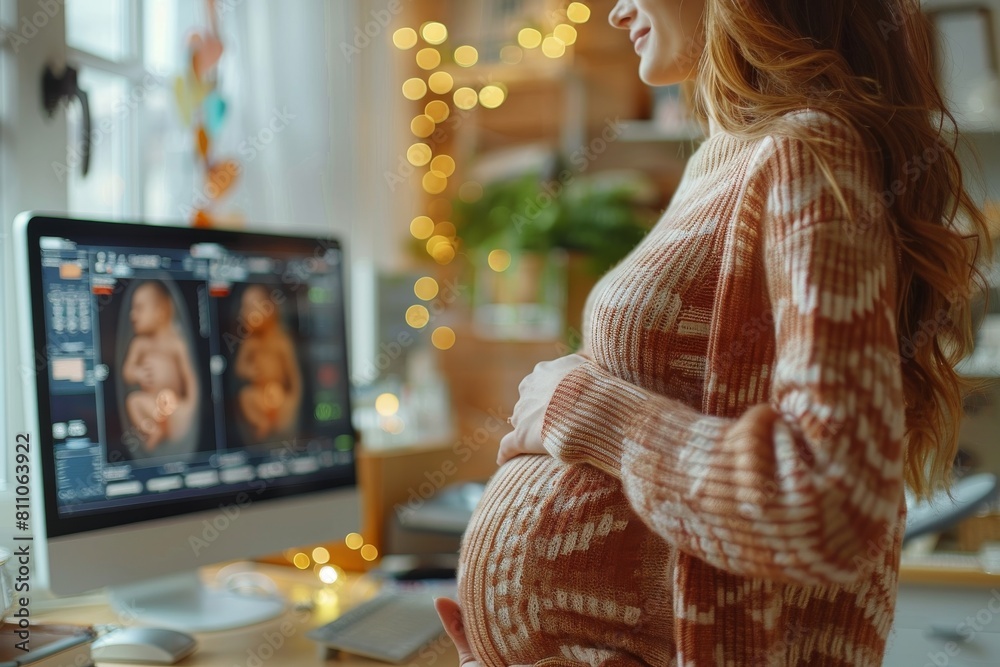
xmin=458 ymin=455 xmax=676 ymax=667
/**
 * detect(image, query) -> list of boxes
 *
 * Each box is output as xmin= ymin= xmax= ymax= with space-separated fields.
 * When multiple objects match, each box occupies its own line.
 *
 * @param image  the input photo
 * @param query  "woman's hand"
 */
xmin=434 ymin=598 xmax=532 ymax=667
xmin=496 ymin=354 xmax=589 ymax=466
xmin=434 ymin=597 xmax=480 ymax=667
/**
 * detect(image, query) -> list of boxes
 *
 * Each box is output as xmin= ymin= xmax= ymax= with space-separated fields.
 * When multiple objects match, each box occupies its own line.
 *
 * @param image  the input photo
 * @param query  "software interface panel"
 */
xmin=28 ymin=229 xmax=354 ymax=531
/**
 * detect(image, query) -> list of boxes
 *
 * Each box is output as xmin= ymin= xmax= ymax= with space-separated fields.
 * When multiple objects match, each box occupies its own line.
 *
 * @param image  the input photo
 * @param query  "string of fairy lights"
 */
xmin=285 ymin=531 xmax=379 ymax=583
xmin=367 ymin=3 xmax=593 ymax=438
xmin=285 ymin=3 xmax=593 ymax=578
xmin=397 ymin=2 xmax=593 ymax=347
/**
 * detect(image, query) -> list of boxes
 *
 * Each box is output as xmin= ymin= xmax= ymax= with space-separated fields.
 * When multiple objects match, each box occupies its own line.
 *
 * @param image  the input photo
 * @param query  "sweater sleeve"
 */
xmin=540 ymin=129 xmax=907 ymax=587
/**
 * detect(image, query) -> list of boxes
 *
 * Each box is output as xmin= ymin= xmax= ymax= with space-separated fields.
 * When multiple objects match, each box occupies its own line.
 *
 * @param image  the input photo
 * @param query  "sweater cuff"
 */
xmin=541 ymin=362 xmax=647 ymax=479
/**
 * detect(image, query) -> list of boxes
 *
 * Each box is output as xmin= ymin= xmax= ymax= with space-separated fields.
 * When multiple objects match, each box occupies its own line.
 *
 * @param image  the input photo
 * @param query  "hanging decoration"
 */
xmin=174 ymin=0 xmax=239 ymax=228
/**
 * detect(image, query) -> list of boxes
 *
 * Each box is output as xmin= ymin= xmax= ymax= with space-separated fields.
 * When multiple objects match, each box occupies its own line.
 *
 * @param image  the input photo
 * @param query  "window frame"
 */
xmin=65 ymin=0 xmax=147 ymax=217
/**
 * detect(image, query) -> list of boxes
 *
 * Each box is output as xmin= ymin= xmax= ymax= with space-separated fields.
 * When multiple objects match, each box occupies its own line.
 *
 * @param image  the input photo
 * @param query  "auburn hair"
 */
xmin=687 ymin=0 xmax=991 ymax=500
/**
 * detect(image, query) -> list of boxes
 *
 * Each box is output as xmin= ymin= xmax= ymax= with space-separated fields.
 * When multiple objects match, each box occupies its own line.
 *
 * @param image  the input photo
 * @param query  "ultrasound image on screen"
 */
xmin=220 ymin=282 xmax=305 ymax=451
xmin=100 ymin=276 xmax=214 ymax=465
xmin=26 ymin=221 xmax=355 ymax=529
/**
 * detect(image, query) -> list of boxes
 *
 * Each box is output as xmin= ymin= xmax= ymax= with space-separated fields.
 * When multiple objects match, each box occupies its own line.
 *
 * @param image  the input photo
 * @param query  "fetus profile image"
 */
xmin=121 ymin=281 xmax=199 ymax=452
xmin=234 ymin=285 xmax=302 ymax=441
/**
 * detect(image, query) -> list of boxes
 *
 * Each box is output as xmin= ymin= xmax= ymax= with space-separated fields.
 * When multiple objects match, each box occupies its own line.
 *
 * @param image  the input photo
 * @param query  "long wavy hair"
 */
xmin=687 ymin=0 xmax=991 ymax=500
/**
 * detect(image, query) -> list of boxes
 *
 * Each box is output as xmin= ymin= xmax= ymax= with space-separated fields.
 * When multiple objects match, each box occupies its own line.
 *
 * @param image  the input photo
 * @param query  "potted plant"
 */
xmin=452 ymin=166 xmax=656 ymax=341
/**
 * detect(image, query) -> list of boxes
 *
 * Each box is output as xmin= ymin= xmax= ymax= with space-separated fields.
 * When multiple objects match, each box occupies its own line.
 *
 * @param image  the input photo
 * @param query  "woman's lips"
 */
xmin=633 ymin=28 xmax=650 ymax=54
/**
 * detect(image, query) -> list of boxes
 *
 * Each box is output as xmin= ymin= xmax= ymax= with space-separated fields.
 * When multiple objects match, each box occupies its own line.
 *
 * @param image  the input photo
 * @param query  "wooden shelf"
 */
xmin=900 ymin=551 xmax=1000 ymax=586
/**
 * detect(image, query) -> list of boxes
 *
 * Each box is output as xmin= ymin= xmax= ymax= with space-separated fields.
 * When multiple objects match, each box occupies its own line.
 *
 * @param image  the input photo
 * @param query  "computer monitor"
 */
xmin=6 ymin=213 xmax=360 ymax=631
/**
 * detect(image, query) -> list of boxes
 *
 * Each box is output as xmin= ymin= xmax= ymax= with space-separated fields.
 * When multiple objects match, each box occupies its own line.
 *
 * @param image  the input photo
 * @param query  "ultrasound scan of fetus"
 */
xmin=232 ymin=284 xmax=302 ymax=443
xmin=120 ymin=281 xmax=199 ymax=454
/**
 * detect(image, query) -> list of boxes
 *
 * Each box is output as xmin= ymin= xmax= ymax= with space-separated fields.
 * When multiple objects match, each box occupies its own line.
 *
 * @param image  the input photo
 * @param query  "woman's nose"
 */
xmin=609 ymin=0 xmax=635 ymax=29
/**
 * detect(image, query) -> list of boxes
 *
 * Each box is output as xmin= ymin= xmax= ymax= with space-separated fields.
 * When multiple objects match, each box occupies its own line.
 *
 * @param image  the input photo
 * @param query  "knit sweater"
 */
xmin=457 ymin=110 xmax=907 ymax=667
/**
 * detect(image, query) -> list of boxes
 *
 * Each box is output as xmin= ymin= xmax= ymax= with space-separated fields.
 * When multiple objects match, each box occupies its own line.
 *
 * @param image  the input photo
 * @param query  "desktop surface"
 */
xmin=31 ymin=560 xmax=1000 ymax=667
xmin=32 ymin=563 xmax=458 ymax=667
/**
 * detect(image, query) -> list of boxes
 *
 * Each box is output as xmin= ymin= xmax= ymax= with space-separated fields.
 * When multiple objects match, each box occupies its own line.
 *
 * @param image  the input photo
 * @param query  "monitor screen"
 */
xmin=21 ymin=217 xmax=356 ymax=540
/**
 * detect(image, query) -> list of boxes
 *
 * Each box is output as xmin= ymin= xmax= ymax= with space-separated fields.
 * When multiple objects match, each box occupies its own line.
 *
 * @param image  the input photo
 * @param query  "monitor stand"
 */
xmin=108 ymin=570 xmax=287 ymax=632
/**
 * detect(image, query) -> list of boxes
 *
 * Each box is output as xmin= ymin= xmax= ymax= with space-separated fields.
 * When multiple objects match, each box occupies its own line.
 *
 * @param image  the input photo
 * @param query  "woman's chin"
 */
xmin=638 ymin=58 xmax=695 ymax=87
xmin=639 ymin=65 xmax=678 ymax=87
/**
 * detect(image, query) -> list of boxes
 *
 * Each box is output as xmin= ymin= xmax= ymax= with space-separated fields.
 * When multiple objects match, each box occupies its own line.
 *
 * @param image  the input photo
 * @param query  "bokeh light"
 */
xmin=432 ymin=244 xmax=456 ymax=264
xmin=454 ymin=45 xmax=479 ymax=67
xmin=432 ymin=326 xmax=456 ymax=350
xmin=345 ymin=533 xmax=364 ymax=550
xmin=312 ymin=547 xmax=330 ymax=564
xmin=410 ymin=215 xmax=435 ymax=239
xmin=392 ymin=27 xmax=418 ymax=50
xmin=407 ymin=143 xmax=433 ymax=167
xmin=428 ymin=71 xmax=454 ymax=94
xmin=426 ymin=235 xmax=449 ymax=253
xmin=454 ymin=87 xmax=478 ymax=110
xmin=431 ymin=155 xmax=456 ymax=177
xmin=479 ymin=85 xmax=506 ymax=109
xmin=375 ymin=393 xmax=400 ymax=416
xmin=425 ymin=100 xmax=450 ymax=123
xmin=402 ymin=77 xmax=427 ymax=100
xmin=411 ymin=114 xmax=436 ymax=138
xmin=421 ymin=22 xmax=448 ymax=45
xmin=567 ymin=2 xmax=591 ymax=23
xmin=434 ymin=220 xmax=456 ymax=237
xmin=518 ymin=27 xmax=542 ymax=49
xmin=554 ymin=23 xmax=578 ymax=45
xmin=382 ymin=415 xmax=404 ymax=434
xmin=406 ymin=305 xmax=430 ymax=329
xmin=459 ymin=181 xmax=484 ymax=203
xmin=292 ymin=553 xmax=310 ymax=569
xmin=488 ymin=249 xmax=512 ymax=272
xmin=422 ymin=171 xmax=448 ymax=194
xmin=500 ymin=45 xmax=523 ymax=64
xmin=318 ymin=565 xmax=339 ymax=584
xmin=542 ymin=36 xmax=566 ymax=58
xmin=414 ymin=277 xmax=439 ymax=300
xmin=360 ymin=544 xmax=379 ymax=562
xmin=416 ymin=47 xmax=441 ymax=70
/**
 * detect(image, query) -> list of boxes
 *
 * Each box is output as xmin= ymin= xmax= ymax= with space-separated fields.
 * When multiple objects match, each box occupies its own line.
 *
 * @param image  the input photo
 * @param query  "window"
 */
xmin=2 ymin=0 xmax=383 ymax=405
xmin=64 ymin=0 xmax=200 ymax=219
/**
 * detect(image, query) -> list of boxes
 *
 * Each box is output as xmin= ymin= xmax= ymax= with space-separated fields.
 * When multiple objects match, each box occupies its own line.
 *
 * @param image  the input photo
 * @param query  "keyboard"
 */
xmin=306 ymin=591 xmax=446 ymax=663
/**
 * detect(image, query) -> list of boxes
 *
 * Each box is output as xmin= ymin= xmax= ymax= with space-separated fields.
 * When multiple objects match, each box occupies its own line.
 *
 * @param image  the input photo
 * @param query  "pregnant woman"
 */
xmin=436 ymin=1 xmax=989 ymax=665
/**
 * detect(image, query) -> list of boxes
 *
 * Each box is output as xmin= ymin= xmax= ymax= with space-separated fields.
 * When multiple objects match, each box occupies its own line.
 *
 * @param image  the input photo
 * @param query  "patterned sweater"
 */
xmin=458 ymin=110 xmax=907 ymax=667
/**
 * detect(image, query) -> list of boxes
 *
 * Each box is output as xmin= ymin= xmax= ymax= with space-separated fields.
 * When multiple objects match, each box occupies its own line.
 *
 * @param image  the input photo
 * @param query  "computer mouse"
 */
xmin=91 ymin=627 xmax=197 ymax=664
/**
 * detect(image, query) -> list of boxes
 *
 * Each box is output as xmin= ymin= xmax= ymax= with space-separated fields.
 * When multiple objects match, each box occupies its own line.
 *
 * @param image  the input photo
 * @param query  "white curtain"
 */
xmin=213 ymin=0 xmax=412 ymax=270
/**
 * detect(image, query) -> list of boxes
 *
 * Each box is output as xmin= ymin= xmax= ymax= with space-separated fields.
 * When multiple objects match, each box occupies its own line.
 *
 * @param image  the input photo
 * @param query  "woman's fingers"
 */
xmin=433 ymin=597 xmax=535 ymax=667
xmin=497 ymin=431 xmax=518 ymax=466
xmin=434 ymin=597 xmax=479 ymax=667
